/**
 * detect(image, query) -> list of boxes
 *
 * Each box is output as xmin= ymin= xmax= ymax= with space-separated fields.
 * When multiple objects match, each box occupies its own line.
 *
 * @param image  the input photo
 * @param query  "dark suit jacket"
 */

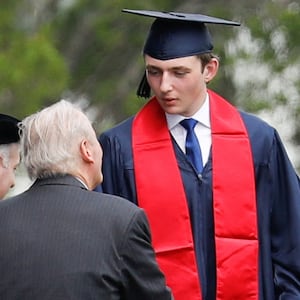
xmin=0 ymin=175 xmax=172 ymax=300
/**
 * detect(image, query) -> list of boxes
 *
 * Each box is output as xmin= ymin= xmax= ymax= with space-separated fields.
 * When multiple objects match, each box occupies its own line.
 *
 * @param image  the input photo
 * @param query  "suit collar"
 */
xmin=33 ymin=175 xmax=88 ymax=190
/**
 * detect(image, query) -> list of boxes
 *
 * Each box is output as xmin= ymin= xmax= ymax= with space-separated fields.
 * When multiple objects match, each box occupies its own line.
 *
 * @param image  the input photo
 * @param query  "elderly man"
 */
xmin=0 ymin=113 xmax=20 ymax=199
xmin=0 ymin=100 xmax=172 ymax=300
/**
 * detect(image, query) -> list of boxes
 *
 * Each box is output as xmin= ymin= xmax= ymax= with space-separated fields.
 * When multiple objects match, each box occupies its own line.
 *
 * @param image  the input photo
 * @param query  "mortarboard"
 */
xmin=122 ymin=9 xmax=240 ymax=98
xmin=0 ymin=114 xmax=20 ymax=145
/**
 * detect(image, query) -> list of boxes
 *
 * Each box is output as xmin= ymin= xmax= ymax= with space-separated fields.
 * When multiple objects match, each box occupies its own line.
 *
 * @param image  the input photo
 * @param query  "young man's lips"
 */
xmin=163 ymin=97 xmax=176 ymax=102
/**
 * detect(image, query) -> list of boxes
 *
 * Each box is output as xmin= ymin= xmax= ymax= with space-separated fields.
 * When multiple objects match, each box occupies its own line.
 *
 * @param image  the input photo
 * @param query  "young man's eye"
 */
xmin=175 ymin=71 xmax=187 ymax=76
xmin=147 ymin=69 xmax=160 ymax=76
xmin=171 ymin=67 xmax=190 ymax=77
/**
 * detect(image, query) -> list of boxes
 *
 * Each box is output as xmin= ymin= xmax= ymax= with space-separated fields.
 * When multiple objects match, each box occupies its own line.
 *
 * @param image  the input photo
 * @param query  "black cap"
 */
xmin=122 ymin=9 xmax=240 ymax=98
xmin=0 ymin=114 xmax=20 ymax=145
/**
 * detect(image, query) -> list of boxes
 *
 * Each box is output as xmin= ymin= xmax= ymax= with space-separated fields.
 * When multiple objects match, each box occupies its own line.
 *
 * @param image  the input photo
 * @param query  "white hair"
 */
xmin=20 ymin=99 xmax=95 ymax=180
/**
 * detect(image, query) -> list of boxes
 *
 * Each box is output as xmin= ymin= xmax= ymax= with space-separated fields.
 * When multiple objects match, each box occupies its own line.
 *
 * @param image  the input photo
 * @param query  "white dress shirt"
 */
xmin=165 ymin=93 xmax=212 ymax=167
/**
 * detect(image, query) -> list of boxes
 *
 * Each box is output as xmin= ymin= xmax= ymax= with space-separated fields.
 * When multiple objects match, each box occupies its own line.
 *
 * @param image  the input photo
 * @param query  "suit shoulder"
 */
xmin=89 ymin=191 xmax=142 ymax=217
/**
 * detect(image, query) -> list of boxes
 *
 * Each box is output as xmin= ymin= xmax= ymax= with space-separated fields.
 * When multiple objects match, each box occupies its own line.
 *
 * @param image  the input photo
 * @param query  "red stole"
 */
xmin=132 ymin=89 xmax=258 ymax=300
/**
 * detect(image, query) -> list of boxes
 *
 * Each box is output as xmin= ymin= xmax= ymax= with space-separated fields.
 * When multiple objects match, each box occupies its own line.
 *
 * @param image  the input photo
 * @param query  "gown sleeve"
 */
xmin=270 ymin=130 xmax=300 ymax=297
xmin=98 ymin=126 xmax=138 ymax=204
xmin=98 ymin=132 xmax=124 ymax=195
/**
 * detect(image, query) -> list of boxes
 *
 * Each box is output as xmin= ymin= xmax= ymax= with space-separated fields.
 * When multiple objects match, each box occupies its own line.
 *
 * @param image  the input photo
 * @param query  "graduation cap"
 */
xmin=0 ymin=114 xmax=20 ymax=145
xmin=122 ymin=9 xmax=240 ymax=98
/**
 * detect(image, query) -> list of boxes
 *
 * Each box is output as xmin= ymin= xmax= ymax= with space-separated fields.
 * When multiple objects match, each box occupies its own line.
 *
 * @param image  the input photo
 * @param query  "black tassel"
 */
xmin=137 ymin=71 xmax=151 ymax=99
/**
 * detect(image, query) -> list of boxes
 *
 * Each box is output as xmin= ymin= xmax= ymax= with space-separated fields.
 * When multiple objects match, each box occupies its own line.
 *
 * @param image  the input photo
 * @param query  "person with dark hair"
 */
xmin=0 ymin=113 xmax=20 ymax=199
xmin=98 ymin=9 xmax=300 ymax=300
xmin=0 ymin=100 xmax=173 ymax=300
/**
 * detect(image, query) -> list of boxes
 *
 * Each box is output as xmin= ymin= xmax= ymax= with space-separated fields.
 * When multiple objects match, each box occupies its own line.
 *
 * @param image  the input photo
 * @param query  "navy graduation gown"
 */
xmin=98 ymin=110 xmax=300 ymax=299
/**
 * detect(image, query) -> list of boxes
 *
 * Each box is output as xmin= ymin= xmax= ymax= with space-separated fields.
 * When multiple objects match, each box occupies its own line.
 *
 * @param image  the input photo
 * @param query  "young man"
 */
xmin=0 ymin=100 xmax=172 ymax=300
xmin=99 ymin=9 xmax=300 ymax=300
xmin=0 ymin=113 xmax=20 ymax=199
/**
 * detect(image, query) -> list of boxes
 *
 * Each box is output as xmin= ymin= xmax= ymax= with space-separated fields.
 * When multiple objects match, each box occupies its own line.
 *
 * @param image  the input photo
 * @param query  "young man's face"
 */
xmin=145 ymin=54 xmax=213 ymax=117
xmin=0 ymin=144 xmax=20 ymax=199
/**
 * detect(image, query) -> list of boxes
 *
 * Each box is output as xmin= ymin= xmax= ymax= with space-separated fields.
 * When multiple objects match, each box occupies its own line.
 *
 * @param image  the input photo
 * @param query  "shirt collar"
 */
xmin=166 ymin=93 xmax=211 ymax=130
xmin=75 ymin=177 xmax=89 ymax=190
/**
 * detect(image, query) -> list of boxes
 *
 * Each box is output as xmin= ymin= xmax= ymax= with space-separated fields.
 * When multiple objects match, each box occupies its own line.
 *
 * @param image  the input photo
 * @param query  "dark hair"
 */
xmin=197 ymin=52 xmax=220 ymax=72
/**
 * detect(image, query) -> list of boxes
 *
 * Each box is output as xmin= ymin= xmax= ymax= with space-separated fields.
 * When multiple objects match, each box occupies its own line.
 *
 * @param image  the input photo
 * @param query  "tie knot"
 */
xmin=180 ymin=118 xmax=198 ymax=131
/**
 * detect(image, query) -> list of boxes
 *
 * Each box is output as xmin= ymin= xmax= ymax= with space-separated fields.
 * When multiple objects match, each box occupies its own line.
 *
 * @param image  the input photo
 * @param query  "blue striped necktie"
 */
xmin=180 ymin=118 xmax=203 ymax=173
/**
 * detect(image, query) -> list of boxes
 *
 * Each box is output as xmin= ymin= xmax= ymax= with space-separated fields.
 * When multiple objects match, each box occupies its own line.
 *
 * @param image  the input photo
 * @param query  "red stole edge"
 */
xmin=209 ymin=89 xmax=258 ymax=299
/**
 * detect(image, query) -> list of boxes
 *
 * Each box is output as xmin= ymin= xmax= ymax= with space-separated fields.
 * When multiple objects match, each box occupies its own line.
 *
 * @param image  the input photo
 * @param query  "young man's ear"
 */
xmin=203 ymin=58 xmax=219 ymax=83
